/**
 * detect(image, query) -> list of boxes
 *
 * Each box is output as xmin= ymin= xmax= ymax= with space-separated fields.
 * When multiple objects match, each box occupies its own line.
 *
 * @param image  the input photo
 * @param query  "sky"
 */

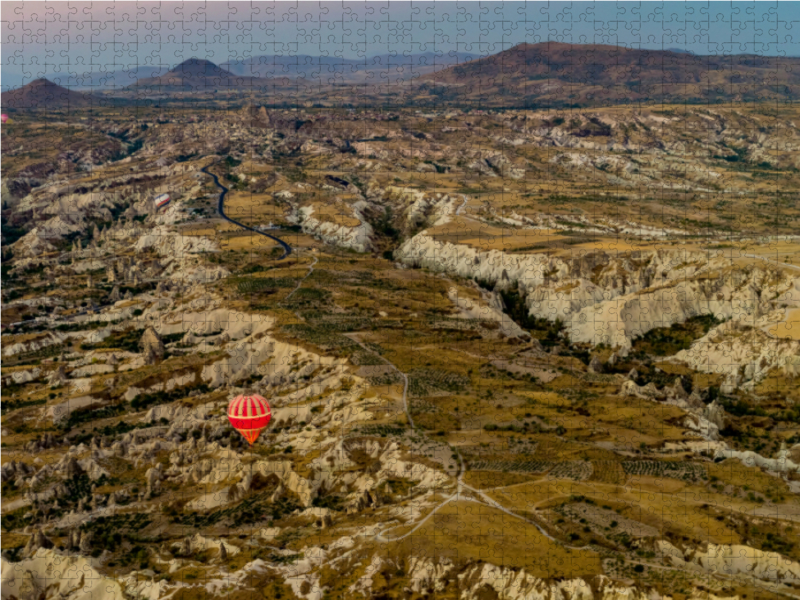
xmin=2 ymin=1 xmax=798 ymax=90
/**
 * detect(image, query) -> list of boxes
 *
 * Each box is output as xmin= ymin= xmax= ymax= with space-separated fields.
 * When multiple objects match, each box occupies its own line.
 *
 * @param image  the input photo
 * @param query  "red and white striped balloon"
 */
xmin=227 ymin=394 xmax=271 ymax=446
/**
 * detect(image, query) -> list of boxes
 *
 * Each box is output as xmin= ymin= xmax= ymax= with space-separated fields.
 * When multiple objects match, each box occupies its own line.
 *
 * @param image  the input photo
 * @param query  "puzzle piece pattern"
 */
xmin=2 ymin=3 xmax=800 ymax=600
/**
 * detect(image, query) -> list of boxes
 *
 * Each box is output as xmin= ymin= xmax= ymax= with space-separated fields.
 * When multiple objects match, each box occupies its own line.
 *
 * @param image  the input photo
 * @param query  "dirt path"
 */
xmin=344 ymin=334 xmax=412 ymax=429
xmin=743 ymin=253 xmax=800 ymax=272
xmin=347 ymin=332 xmax=579 ymax=546
xmin=283 ymin=256 xmax=318 ymax=302
xmin=456 ymin=195 xmax=468 ymax=216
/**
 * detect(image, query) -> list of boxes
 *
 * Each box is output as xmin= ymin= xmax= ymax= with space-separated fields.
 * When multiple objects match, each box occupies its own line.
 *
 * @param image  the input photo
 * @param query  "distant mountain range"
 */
xmin=221 ymin=51 xmax=481 ymax=84
xmin=2 ymin=52 xmax=481 ymax=92
xmin=3 ymin=44 xmax=799 ymax=108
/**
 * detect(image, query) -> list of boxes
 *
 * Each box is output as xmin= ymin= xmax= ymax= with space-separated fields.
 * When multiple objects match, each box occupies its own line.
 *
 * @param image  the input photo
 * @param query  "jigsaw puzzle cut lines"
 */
xmin=2 ymin=3 xmax=800 ymax=600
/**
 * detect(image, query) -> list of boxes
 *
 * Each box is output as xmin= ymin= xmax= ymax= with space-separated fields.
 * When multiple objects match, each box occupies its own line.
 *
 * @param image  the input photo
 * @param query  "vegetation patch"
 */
xmin=622 ymin=461 xmax=707 ymax=481
xmin=80 ymin=327 xmax=144 ymax=353
xmin=130 ymin=382 xmax=210 ymax=412
xmin=407 ymin=368 xmax=469 ymax=396
xmin=467 ymin=459 xmax=554 ymax=473
xmin=170 ymin=494 xmax=301 ymax=529
xmin=631 ymin=315 xmax=723 ymax=356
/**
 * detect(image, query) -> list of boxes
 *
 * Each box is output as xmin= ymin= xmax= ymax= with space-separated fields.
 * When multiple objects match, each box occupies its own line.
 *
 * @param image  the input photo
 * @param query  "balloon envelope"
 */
xmin=227 ymin=394 xmax=271 ymax=445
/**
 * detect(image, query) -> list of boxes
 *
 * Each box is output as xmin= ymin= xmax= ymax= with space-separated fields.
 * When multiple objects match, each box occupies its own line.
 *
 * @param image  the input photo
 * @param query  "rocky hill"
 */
xmin=129 ymin=58 xmax=282 ymax=92
xmin=419 ymin=42 xmax=800 ymax=106
xmin=0 ymin=78 xmax=102 ymax=110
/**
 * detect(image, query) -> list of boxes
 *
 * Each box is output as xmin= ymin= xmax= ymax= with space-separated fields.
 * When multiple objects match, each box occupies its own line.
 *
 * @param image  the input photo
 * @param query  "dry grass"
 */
xmin=309 ymin=201 xmax=361 ymax=228
xmin=739 ymin=241 xmax=800 ymax=264
xmin=221 ymin=232 xmax=281 ymax=251
xmin=179 ymin=225 xmax=222 ymax=237
xmin=225 ymin=191 xmax=287 ymax=221
xmin=428 ymin=217 xmax=561 ymax=253
xmin=709 ymin=459 xmax=794 ymax=497
xmin=488 ymin=478 xmax=742 ymax=543
xmin=753 ymin=367 xmax=800 ymax=404
xmin=388 ymin=500 xmax=602 ymax=578
xmin=0 ymin=533 xmax=28 ymax=549
xmin=517 ymin=390 xmax=688 ymax=447
xmin=766 ymin=307 xmax=800 ymax=340
xmin=462 ymin=470 xmax=539 ymax=489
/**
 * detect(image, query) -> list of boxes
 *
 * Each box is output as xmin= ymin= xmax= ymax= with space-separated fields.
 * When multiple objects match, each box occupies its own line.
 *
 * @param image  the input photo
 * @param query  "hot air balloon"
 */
xmin=154 ymin=193 xmax=171 ymax=210
xmin=1 ymin=114 xmax=8 ymax=124
xmin=227 ymin=393 xmax=271 ymax=446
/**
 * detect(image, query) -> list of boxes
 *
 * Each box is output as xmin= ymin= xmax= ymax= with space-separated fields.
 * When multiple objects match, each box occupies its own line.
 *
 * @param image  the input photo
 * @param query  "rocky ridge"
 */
xmin=396 ymin=233 xmax=799 ymax=388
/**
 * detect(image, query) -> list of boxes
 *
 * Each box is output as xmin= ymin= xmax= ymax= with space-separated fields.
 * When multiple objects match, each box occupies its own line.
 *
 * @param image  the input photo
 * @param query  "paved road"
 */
xmin=201 ymin=164 xmax=292 ymax=260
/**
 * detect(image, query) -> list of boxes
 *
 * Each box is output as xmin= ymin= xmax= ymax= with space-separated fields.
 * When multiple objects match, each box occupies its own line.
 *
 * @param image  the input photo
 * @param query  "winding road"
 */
xmin=201 ymin=163 xmax=292 ymax=260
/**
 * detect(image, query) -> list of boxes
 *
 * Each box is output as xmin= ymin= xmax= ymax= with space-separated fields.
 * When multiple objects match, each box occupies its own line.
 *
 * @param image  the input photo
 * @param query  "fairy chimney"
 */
xmin=140 ymin=326 xmax=165 ymax=363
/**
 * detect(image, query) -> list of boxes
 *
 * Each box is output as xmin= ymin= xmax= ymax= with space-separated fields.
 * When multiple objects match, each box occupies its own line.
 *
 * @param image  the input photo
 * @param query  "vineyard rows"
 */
xmin=368 ymin=372 xmax=404 ymax=387
xmin=234 ymin=276 xmax=297 ymax=294
xmin=622 ymin=461 xmax=708 ymax=480
xmin=353 ymin=425 xmax=408 ymax=437
xmin=281 ymin=316 xmax=381 ymax=355
xmin=281 ymin=323 xmax=359 ymax=354
xmin=464 ymin=460 xmax=706 ymax=482
xmin=547 ymin=461 xmax=593 ymax=481
xmin=467 ymin=460 xmax=554 ymax=473
xmin=350 ymin=349 xmax=387 ymax=366
xmin=407 ymin=368 xmax=469 ymax=397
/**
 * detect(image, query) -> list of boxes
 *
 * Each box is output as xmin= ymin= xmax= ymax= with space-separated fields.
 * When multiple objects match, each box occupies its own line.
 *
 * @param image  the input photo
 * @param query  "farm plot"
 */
xmin=428 ymin=317 xmax=487 ymax=331
xmin=559 ymin=503 xmax=660 ymax=538
xmin=299 ymin=316 xmax=380 ymax=332
xmin=546 ymin=461 xmax=593 ymax=481
xmin=622 ymin=461 xmax=707 ymax=482
xmin=588 ymin=461 xmax=628 ymax=484
xmin=367 ymin=371 xmax=404 ymax=387
xmin=407 ymin=368 xmax=470 ymax=396
xmin=280 ymin=323 xmax=360 ymax=355
xmin=234 ymin=276 xmax=298 ymax=294
xmin=281 ymin=316 xmax=380 ymax=355
xmin=462 ymin=470 xmax=539 ymax=489
xmin=350 ymin=348 xmax=387 ymax=366
xmin=467 ymin=459 xmax=554 ymax=474
xmin=353 ymin=424 xmax=408 ymax=438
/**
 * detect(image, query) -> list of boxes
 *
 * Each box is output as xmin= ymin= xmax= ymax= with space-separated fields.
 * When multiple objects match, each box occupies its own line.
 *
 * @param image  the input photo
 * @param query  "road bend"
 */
xmin=201 ymin=163 xmax=292 ymax=260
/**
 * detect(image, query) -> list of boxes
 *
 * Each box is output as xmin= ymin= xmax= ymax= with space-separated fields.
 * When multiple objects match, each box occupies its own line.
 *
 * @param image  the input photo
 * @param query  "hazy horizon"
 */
xmin=3 ymin=1 xmax=799 ymax=91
